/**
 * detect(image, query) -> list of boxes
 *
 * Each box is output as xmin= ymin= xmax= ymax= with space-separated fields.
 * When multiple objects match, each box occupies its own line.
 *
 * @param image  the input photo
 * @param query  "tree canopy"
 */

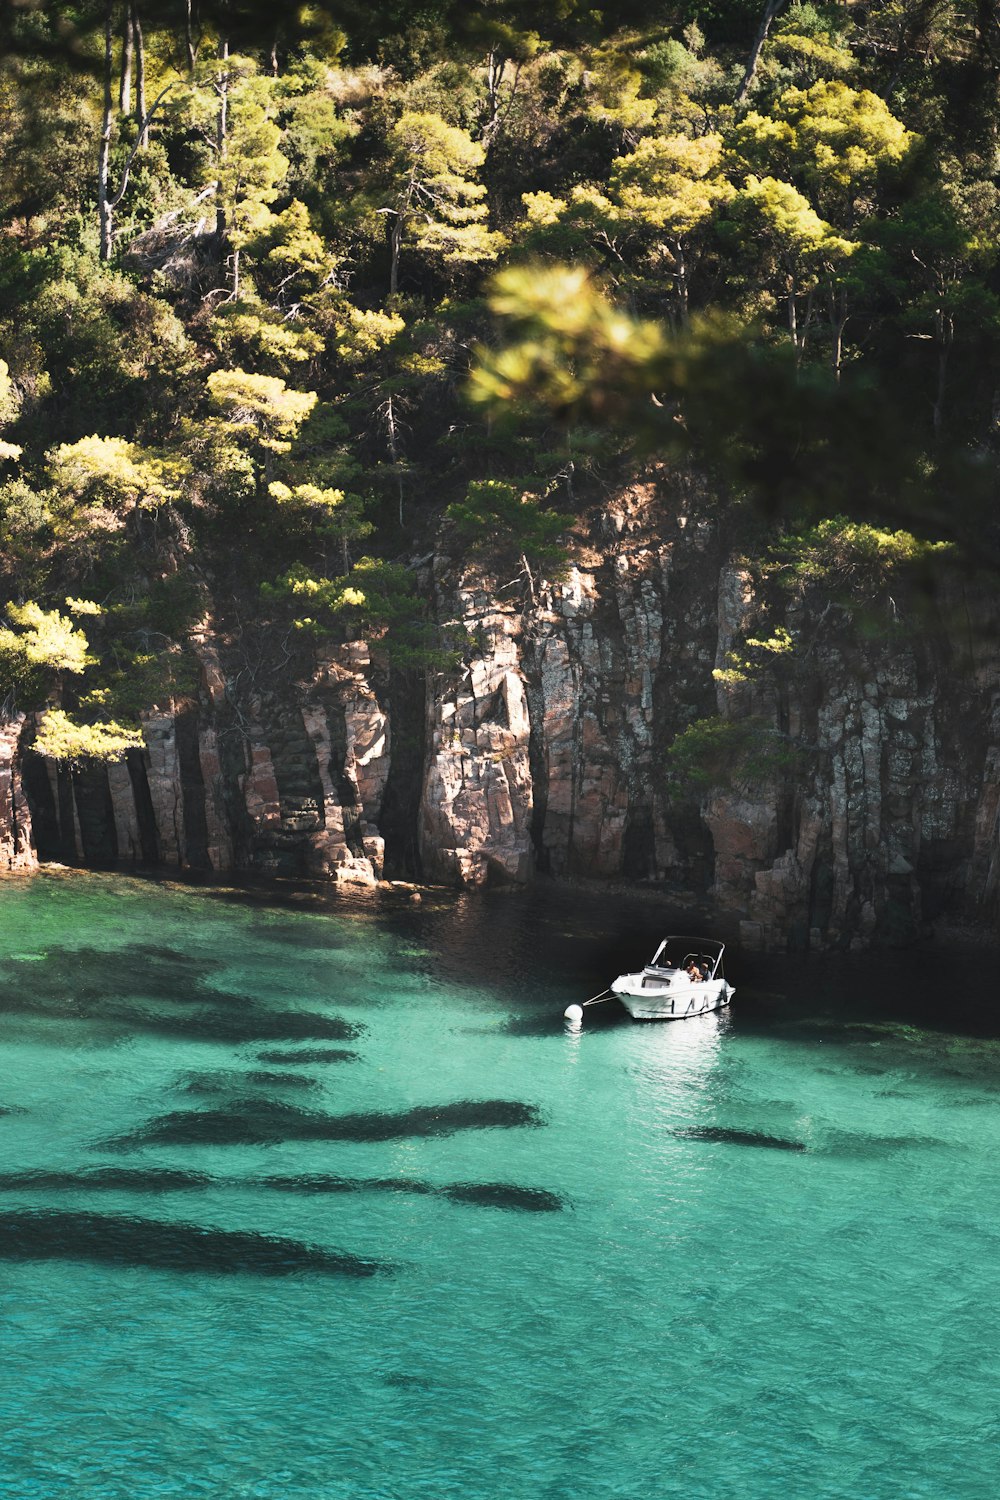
xmin=1 ymin=0 xmax=999 ymax=750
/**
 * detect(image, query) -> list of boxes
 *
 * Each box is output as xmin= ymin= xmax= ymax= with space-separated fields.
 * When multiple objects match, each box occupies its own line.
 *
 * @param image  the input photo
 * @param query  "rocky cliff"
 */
xmin=2 ymin=479 xmax=997 ymax=948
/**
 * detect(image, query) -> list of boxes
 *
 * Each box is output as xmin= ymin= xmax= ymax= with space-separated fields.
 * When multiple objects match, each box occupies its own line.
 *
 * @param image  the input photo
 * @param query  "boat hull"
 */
xmin=612 ymin=975 xmax=734 ymax=1021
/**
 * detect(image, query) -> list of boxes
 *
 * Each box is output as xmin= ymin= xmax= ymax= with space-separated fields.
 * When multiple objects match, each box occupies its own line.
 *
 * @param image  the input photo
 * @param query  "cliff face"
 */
xmin=3 ymin=480 xmax=998 ymax=947
xmin=0 ymin=715 xmax=36 ymax=875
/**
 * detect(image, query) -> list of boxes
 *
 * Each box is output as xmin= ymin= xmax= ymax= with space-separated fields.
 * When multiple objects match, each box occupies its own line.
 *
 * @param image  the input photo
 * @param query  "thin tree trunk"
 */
xmin=520 ymin=552 xmax=536 ymax=609
xmin=119 ymin=6 xmax=133 ymax=114
xmin=389 ymin=213 xmax=403 ymax=296
xmin=484 ymin=46 xmax=505 ymax=134
xmin=185 ymin=0 xmax=197 ymax=72
xmin=98 ymin=0 xmax=115 ymax=261
xmin=735 ymin=0 xmax=788 ymax=105
xmin=933 ymin=310 xmax=953 ymax=439
xmin=133 ymin=4 xmax=147 ymax=146
xmin=829 ymin=284 xmax=848 ymax=383
xmin=215 ymin=38 xmax=229 ymax=240
xmin=674 ymin=240 xmax=689 ymax=323
xmin=385 ymin=394 xmax=404 ymax=525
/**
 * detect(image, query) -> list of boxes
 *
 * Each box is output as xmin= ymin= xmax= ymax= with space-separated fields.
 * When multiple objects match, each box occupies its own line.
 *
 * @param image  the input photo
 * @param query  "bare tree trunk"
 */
xmin=520 ymin=553 xmax=536 ymax=609
xmin=735 ymin=0 xmax=788 ymax=105
xmin=132 ymin=4 xmax=147 ymax=146
xmin=119 ymin=5 xmax=133 ymax=114
xmin=185 ymin=0 xmax=197 ymax=72
xmin=215 ymin=37 xmax=229 ymax=240
xmin=389 ymin=213 xmax=403 ymax=296
xmin=675 ymin=240 xmax=689 ymax=323
xmin=385 ymin=394 xmax=405 ymax=525
xmin=828 ymin=283 xmax=848 ymax=383
xmin=483 ymin=46 xmax=505 ymax=134
xmin=933 ymin=309 xmax=953 ymax=439
xmin=98 ymin=0 xmax=115 ymax=262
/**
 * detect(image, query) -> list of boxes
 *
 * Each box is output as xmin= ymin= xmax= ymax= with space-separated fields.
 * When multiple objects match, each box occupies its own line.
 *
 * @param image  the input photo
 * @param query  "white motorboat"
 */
xmin=611 ymin=936 xmax=734 ymax=1021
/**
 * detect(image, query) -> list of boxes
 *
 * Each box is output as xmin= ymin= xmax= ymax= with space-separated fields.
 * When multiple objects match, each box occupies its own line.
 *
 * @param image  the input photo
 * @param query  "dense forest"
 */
xmin=0 ymin=1 xmax=998 ymax=923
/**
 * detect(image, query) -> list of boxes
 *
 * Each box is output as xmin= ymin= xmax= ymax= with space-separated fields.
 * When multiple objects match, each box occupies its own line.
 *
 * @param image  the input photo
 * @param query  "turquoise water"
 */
xmin=1 ymin=872 xmax=999 ymax=1500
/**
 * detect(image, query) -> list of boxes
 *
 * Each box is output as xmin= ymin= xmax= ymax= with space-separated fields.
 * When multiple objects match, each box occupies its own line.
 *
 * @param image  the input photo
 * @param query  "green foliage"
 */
xmin=0 ymin=0 xmax=998 ymax=746
xmin=713 ymin=624 xmax=794 ymax=687
xmin=0 ymin=479 xmax=49 ymax=553
xmin=471 ymin=265 xmax=671 ymax=425
xmin=265 ymin=556 xmax=455 ymax=668
xmin=206 ymin=369 xmax=318 ymax=455
xmin=382 ymin=110 xmax=505 ymax=290
xmin=730 ymin=80 xmax=914 ymax=208
xmin=79 ymin=646 xmax=201 ymax=722
xmin=445 ymin=479 xmax=571 ymax=573
xmin=666 ymin=715 xmax=800 ymax=795
xmin=210 ymin=302 xmax=324 ymax=375
xmin=0 ymin=358 xmax=21 ymax=454
xmin=32 ymin=708 xmax=144 ymax=763
xmin=47 ymin=435 xmax=189 ymax=511
xmin=267 ymin=480 xmax=371 ymax=562
xmin=0 ymin=601 xmax=91 ymax=703
xmin=767 ymin=518 xmax=953 ymax=596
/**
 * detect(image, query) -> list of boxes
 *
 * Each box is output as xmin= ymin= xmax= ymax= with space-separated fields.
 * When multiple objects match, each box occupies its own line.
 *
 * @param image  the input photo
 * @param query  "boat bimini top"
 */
xmin=645 ymin=936 xmax=726 ymax=982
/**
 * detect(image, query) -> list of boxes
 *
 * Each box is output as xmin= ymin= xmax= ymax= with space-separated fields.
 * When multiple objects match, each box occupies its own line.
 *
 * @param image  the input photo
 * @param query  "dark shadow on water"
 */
xmin=674 ymin=1126 xmax=807 ymax=1152
xmin=0 ymin=1167 xmax=214 ymax=1191
xmin=438 ymin=1182 xmax=565 ymax=1212
xmin=254 ymin=1048 xmax=361 ymax=1065
xmin=102 ymin=1098 xmax=545 ymax=1149
xmin=0 ymin=1208 xmax=391 ymax=1276
xmin=0 ymin=1166 xmax=565 ymax=1212
xmin=819 ymin=1128 xmax=948 ymax=1156
xmin=246 ymin=1070 xmax=321 ymax=1090
xmin=497 ymin=1015 xmax=579 ymax=1038
xmin=0 ymin=946 xmax=223 ymax=1006
xmin=457 ymin=1007 xmax=631 ymax=1039
xmin=179 ymin=1070 xmax=321 ymax=1096
xmin=258 ymin=1174 xmax=565 ymax=1212
xmin=260 ymin=1173 xmax=435 ymax=1196
xmin=128 ymin=944 xmax=224 ymax=970
xmin=247 ymin=920 xmax=349 ymax=951
xmin=145 ymin=1011 xmax=363 ymax=1044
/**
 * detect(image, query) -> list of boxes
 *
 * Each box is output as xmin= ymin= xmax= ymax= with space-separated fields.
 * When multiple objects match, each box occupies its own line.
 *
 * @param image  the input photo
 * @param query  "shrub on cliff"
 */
xmin=666 ymin=714 xmax=800 ymax=796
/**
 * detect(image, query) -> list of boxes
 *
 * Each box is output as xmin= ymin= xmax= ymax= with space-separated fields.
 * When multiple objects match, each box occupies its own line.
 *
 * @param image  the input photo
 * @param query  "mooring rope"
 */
xmin=582 ymin=988 xmax=613 ymax=1007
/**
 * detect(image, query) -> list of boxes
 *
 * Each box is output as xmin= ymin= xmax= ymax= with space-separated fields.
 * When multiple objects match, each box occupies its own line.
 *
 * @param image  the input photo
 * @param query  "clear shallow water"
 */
xmin=1 ymin=873 xmax=999 ymax=1500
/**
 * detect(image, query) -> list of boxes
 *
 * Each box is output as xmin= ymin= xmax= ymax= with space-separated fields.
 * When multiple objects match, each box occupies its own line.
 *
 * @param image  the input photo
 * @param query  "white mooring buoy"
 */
xmin=564 ymin=1003 xmax=584 ymax=1024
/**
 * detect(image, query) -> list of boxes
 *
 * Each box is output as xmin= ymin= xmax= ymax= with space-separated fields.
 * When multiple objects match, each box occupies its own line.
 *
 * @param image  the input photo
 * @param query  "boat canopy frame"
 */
xmin=645 ymin=936 xmax=726 ymax=981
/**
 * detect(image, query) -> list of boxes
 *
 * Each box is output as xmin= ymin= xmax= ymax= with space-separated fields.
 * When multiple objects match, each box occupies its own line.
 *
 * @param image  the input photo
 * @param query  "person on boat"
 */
xmin=685 ymin=961 xmax=704 ymax=982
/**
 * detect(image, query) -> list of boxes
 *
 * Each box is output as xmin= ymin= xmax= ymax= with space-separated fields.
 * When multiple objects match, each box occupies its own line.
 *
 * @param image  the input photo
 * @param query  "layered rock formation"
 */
xmin=16 ymin=642 xmax=390 ymax=887
xmin=0 ymin=715 xmax=35 ymax=874
xmin=2 ymin=479 xmax=998 ymax=947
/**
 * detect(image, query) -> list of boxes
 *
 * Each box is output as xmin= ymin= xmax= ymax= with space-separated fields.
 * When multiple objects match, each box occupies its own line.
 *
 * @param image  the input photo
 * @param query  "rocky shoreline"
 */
xmin=2 ymin=481 xmax=997 ymax=952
